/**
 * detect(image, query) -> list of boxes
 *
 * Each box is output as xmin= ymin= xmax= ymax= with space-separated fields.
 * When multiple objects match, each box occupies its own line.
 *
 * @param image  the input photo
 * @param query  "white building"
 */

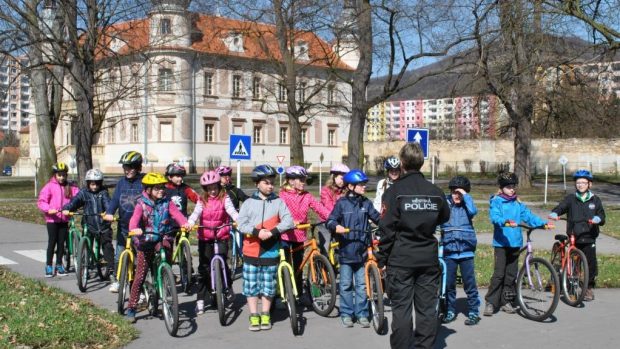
xmin=0 ymin=55 xmax=31 ymax=133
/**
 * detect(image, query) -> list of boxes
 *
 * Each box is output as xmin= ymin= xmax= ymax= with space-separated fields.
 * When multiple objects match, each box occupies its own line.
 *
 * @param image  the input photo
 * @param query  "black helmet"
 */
xmin=498 ymin=172 xmax=518 ymax=188
xmin=250 ymin=164 xmax=277 ymax=182
xmin=448 ymin=175 xmax=471 ymax=193
xmin=52 ymin=162 xmax=68 ymax=173
xmin=165 ymin=163 xmax=186 ymax=176
xmin=119 ymin=151 xmax=143 ymax=166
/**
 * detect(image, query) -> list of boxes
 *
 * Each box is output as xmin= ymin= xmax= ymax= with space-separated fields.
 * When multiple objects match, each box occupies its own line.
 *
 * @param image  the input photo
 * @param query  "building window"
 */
xmin=232 ymin=74 xmax=242 ymax=98
xmin=278 ymin=83 xmax=287 ymax=101
xmin=158 ymin=68 xmax=173 ymax=92
xmin=252 ymin=77 xmax=261 ymax=99
xmin=301 ymin=128 xmax=308 ymax=145
xmin=109 ymin=125 xmax=116 ymax=143
xmin=160 ymin=122 xmax=173 ymax=142
xmin=131 ymin=123 xmax=139 ymax=142
xmin=297 ymin=82 xmax=306 ymax=103
xmin=253 ymin=125 xmax=262 ymax=144
xmin=204 ymin=72 xmax=214 ymax=96
xmin=279 ymin=127 xmax=288 ymax=144
xmin=160 ymin=18 xmax=171 ymax=35
xmin=328 ymin=129 xmax=336 ymax=146
xmin=327 ymin=85 xmax=334 ymax=105
xmin=205 ymin=124 xmax=214 ymax=142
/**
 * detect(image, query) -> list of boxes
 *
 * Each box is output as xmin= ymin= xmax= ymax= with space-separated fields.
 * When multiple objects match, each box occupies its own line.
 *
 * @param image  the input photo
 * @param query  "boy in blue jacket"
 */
xmin=327 ymin=169 xmax=380 ymax=328
xmin=483 ymin=172 xmax=552 ymax=316
xmin=440 ymin=176 xmax=480 ymax=325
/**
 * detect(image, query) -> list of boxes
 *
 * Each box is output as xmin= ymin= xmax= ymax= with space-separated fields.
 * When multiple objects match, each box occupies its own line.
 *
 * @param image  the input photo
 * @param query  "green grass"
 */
xmin=0 ymin=267 xmax=138 ymax=349
xmin=0 ymin=180 xmax=37 ymax=200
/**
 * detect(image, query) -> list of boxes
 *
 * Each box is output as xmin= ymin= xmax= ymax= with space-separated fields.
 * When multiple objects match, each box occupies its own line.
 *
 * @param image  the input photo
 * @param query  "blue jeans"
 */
xmin=339 ymin=262 xmax=368 ymax=319
xmin=445 ymin=257 xmax=480 ymax=316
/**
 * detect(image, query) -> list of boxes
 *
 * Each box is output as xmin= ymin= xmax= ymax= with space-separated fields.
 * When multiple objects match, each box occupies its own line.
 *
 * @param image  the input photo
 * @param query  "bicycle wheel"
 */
xmin=308 ymin=254 xmax=337 ymax=317
xmin=179 ymin=240 xmax=193 ymax=294
xmin=96 ymin=241 xmax=111 ymax=281
xmin=72 ymin=230 xmax=81 ymax=269
xmin=282 ymin=267 xmax=299 ymax=335
xmin=117 ymin=253 xmax=130 ymax=315
xmin=437 ymin=262 xmax=448 ymax=323
xmin=76 ymin=238 xmax=90 ymax=292
xmin=214 ymin=259 xmax=226 ymax=326
xmin=368 ymin=264 xmax=385 ymax=334
xmin=549 ymin=242 xmax=562 ymax=274
xmin=160 ymin=265 xmax=179 ymax=336
xmin=516 ymin=257 xmax=559 ymax=321
xmin=562 ymin=248 xmax=589 ymax=306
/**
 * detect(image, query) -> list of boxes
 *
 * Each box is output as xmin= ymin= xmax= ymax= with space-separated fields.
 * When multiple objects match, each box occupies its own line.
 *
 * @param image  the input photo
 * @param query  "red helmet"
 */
xmin=200 ymin=170 xmax=221 ymax=186
xmin=215 ymin=165 xmax=233 ymax=176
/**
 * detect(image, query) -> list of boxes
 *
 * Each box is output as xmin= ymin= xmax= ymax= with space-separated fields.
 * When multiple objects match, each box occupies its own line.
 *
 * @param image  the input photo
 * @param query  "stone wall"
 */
xmin=364 ymin=138 xmax=620 ymax=175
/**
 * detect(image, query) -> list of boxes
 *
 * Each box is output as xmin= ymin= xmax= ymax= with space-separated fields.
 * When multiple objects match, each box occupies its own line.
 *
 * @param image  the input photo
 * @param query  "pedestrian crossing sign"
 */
xmin=229 ymin=134 xmax=252 ymax=160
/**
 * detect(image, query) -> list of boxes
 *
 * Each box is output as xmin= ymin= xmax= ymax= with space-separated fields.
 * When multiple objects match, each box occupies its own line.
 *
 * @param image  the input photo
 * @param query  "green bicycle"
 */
xmin=171 ymin=228 xmax=193 ymax=294
xmin=65 ymin=213 xmax=84 ymax=271
xmin=71 ymin=212 xmax=112 ymax=292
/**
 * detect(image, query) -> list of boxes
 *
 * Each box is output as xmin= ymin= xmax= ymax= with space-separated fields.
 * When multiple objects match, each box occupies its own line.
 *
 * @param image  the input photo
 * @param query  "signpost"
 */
xmin=230 ymin=135 xmax=252 ymax=188
xmin=407 ymin=128 xmax=430 ymax=159
xmin=277 ymin=166 xmax=285 ymax=186
xmin=559 ymin=155 xmax=568 ymax=191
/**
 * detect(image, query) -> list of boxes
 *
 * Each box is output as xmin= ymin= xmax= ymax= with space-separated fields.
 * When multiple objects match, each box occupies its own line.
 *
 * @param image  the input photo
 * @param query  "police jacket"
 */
xmin=62 ymin=187 xmax=112 ymax=233
xmin=377 ymin=171 xmax=450 ymax=268
xmin=552 ymin=191 xmax=605 ymax=243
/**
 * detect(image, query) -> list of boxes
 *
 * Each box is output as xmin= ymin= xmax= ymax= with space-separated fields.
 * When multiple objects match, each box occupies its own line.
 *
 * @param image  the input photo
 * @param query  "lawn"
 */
xmin=0 ymin=267 xmax=137 ymax=349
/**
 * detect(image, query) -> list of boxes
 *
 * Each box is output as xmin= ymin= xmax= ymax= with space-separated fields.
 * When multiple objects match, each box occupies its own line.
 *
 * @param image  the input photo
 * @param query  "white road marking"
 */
xmin=14 ymin=249 xmax=47 ymax=263
xmin=0 ymin=256 xmax=17 ymax=265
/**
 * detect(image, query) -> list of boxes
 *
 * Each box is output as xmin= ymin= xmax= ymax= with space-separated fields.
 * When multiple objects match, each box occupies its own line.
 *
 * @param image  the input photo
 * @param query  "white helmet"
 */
xmin=85 ymin=169 xmax=104 ymax=182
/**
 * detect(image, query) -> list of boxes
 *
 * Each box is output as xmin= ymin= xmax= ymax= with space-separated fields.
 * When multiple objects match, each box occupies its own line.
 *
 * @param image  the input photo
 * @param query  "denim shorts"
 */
xmin=242 ymin=263 xmax=278 ymax=297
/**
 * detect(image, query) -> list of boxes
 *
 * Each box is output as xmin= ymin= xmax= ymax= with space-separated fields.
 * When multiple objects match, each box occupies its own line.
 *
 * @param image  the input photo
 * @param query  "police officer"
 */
xmin=377 ymin=142 xmax=450 ymax=349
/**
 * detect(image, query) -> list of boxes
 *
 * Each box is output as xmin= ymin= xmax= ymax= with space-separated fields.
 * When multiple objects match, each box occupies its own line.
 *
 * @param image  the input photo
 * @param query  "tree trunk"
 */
xmin=513 ymin=111 xmax=532 ymax=188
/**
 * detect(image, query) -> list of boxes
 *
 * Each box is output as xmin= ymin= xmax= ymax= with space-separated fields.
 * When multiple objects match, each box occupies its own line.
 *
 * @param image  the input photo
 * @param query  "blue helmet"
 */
xmin=384 ymin=156 xmax=401 ymax=170
xmin=251 ymin=164 xmax=277 ymax=182
xmin=573 ymin=169 xmax=593 ymax=181
xmin=343 ymin=169 xmax=368 ymax=185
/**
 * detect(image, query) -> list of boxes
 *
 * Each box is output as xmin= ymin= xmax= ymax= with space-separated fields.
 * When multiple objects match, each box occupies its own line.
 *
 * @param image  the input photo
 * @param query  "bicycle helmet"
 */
xmin=141 ymin=172 xmax=167 ymax=186
xmin=52 ymin=162 xmax=68 ymax=173
xmin=448 ymin=175 xmax=471 ymax=193
xmin=165 ymin=163 xmax=186 ymax=176
xmin=330 ymin=163 xmax=350 ymax=175
xmin=285 ymin=165 xmax=308 ymax=179
xmin=251 ymin=164 xmax=277 ymax=182
xmin=573 ymin=169 xmax=593 ymax=181
xmin=200 ymin=171 xmax=221 ymax=186
xmin=498 ymin=172 xmax=518 ymax=188
xmin=215 ymin=165 xmax=233 ymax=176
xmin=118 ymin=151 xmax=143 ymax=166
xmin=343 ymin=169 xmax=368 ymax=185
xmin=84 ymin=169 xmax=104 ymax=182
xmin=384 ymin=156 xmax=401 ymax=170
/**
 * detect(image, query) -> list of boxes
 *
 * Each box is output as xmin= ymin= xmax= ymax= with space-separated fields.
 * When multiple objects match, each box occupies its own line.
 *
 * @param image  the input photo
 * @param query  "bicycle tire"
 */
xmin=308 ymin=254 xmax=337 ymax=317
xmin=516 ymin=257 xmax=559 ymax=321
xmin=96 ymin=241 xmax=111 ymax=281
xmin=214 ymin=258 xmax=226 ymax=326
xmin=282 ymin=267 xmax=299 ymax=335
xmin=437 ymin=262 xmax=448 ymax=323
xmin=76 ymin=238 xmax=89 ymax=292
xmin=161 ymin=265 xmax=179 ymax=336
xmin=117 ymin=253 xmax=130 ymax=315
xmin=72 ymin=230 xmax=81 ymax=269
xmin=367 ymin=264 xmax=385 ymax=334
xmin=562 ymin=248 xmax=589 ymax=306
xmin=179 ymin=240 xmax=193 ymax=294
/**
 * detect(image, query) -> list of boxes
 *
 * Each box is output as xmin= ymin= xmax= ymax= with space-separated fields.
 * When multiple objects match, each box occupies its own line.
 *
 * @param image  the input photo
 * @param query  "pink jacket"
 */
xmin=280 ymin=187 xmax=330 ymax=242
xmin=320 ymin=185 xmax=344 ymax=213
xmin=187 ymin=195 xmax=238 ymax=241
xmin=37 ymin=177 xmax=79 ymax=223
xmin=129 ymin=192 xmax=187 ymax=233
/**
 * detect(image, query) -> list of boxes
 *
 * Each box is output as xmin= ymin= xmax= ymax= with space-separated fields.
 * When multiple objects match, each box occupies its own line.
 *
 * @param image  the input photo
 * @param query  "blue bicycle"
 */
xmin=437 ymin=229 xmax=448 ymax=323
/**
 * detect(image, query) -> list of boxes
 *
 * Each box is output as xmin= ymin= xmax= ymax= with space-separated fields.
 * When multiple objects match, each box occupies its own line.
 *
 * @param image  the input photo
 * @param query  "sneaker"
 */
xmin=500 ymin=303 xmax=516 ymax=314
xmin=442 ymin=311 xmax=456 ymax=324
xmin=109 ymin=282 xmax=119 ymax=293
xmin=341 ymin=316 xmax=354 ymax=328
xmin=483 ymin=303 xmax=494 ymax=316
xmin=357 ymin=317 xmax=370 ymax=328
xmin=55 ymin=265 xmax=67 ymax=276
xmin=196 ymin=300 xmax=205 ymax=315
xmin=464 ymin=313 xmax=480 ymax=326
xmin=260 ymin=313 xmax=272 ymax=330
xmin=126 ymin=308 xmax=137 ymax=323
xmin=584 ymin=288 xmax=595 ymax=301
xmin=45 ymin=265 xmax=54 ymax=278
xmin=138 ymin=293 xmax=146 ymax=305
xmin=249 ymin=313 xmax=261 ymax=331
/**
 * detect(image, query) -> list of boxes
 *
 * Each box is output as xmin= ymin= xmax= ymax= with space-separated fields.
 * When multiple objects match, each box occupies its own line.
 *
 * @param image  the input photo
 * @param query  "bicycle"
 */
xmin=436 ymin=228 xmax=449 ymax=323
xmin=549 ymin=217 xmax=589 ymax=306
xmin=65 ymin=212 xmax=84 ymax=271
xmin=275 ymin=239 xmax=300 ymax=335
xmin=327 ymin=237 xmax=340 ymax=273
xmin=69 ymin=212 xmax=112 ymax=292
xmin=116 ymin=231 xmax=137 ymax=315
xmin=512 ymin=223 xmax=560 ymax=321
xmin=229 ymin=224 xmax=243 ymax=280
xmin=287 ymin=223 xmax=337 ymax=317
xmin=171 ymin=228 xmax=193 ymax=294
xmin=195 ymin=223 xmax=234 ymax=326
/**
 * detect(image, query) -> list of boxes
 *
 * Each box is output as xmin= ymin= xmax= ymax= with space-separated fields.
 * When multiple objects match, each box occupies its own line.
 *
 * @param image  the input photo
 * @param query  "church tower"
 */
xmin=149 ymin=0 xmax=192 ymax=47
xmin=333 ymin=0 xmax=360 ymax=69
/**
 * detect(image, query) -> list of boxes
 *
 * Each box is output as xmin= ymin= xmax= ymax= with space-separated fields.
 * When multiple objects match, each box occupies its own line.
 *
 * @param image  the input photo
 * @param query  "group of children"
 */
xmin=37 ymin=150 xmax=606 ymax=330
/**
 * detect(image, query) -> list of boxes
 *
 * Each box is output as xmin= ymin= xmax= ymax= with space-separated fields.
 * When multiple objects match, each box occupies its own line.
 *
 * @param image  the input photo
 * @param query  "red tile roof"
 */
xmin=98 ymin=14 xmax=353 ymax=71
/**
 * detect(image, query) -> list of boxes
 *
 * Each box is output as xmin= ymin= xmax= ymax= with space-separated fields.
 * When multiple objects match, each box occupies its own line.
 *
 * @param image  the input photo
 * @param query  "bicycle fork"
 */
xmin=278 ymin=249 xmax=298 ymax=299
xmin=210 ymin=242 xmax=230 ymax=290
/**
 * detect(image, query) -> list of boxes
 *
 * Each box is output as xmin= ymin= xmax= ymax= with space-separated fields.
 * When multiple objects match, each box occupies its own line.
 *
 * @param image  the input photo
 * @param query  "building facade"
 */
xmin=0 ymin=55 xmax=31 ymax=133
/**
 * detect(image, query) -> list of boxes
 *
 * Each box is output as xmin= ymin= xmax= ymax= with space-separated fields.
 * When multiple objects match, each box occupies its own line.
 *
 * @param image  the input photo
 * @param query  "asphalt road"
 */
xmin=2 ymin=216 xmax=620 ymax=348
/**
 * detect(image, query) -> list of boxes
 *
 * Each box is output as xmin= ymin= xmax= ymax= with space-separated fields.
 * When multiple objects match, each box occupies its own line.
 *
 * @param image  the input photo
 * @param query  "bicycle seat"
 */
xmin=554 ymin=234 xmax=568 ymax=242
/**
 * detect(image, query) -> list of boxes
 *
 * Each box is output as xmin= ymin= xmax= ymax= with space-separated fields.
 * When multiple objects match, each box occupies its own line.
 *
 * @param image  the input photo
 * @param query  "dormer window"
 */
xmin=160 ymin=18 xmax=171 ymax=35
xmin=294 ymin=41 xmax=309 ymax=60
xmin=224 ymin=32 xmax=244 ymax=53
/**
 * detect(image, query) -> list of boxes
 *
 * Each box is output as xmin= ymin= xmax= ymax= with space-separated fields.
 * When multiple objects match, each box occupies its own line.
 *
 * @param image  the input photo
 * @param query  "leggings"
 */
xmin=46 ymin=222 xmax=68 ymax=266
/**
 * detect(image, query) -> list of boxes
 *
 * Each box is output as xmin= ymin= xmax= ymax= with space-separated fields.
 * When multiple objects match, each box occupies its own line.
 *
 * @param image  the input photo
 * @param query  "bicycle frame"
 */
xmin=558 ymin=234 xmax=579 ymax=273
xmin=116 ymin=232 xmax=136 ymax=282
xmin=364 ymin=236 xmax=383 ymax=297
xmin=277 ymin=248 xmax=299 ymax=298
xmin=171 ymin=229 xmax=191 ymax=263
xmin=288 ymin=223 xmax=325 ymax=286
xmin=195 ymin=224 xmax=233 ymax=291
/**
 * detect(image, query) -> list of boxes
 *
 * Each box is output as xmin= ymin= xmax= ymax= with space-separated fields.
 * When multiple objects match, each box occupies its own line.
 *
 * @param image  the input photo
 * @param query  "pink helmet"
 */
xmin=215 ymin=165 xmax=232 ymax=176
xmin=330 ymin=163 xmax=350 ymax=175
xmin=200 ymin=171 xmax=221 ymax=186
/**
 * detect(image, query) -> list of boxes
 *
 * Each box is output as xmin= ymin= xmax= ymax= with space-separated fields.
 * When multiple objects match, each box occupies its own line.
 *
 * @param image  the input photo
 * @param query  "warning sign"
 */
xmin=229 ymin=135 xmax=252 ymax=160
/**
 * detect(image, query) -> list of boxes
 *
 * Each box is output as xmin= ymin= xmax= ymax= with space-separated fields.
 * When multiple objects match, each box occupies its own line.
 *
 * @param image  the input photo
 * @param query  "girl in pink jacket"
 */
xmin=37 ymin=162 xmax=79 ymax=277
xmin=279 ymin=166 xmax=330 ymax=299
xmin=317 ymin=163 xmax=350 ymax=255
xmin=187 ymin=171 xmax=239 ymax=315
